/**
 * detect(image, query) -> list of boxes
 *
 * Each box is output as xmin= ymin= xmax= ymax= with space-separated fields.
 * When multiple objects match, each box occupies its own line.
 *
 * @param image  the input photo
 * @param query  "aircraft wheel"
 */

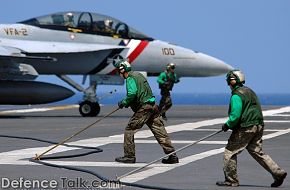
xmin=79 ymin=101 xmax=100 ymax=117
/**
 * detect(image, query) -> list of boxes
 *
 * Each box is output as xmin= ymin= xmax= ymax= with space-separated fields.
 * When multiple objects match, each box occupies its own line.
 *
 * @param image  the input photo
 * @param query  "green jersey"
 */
xmin=226 ymin=86 xmax=264 ymax=129
xmin=157 ymin=71 xmax=179 ymax=91
xmin=121 ymin=71 xmax=155 ymax=112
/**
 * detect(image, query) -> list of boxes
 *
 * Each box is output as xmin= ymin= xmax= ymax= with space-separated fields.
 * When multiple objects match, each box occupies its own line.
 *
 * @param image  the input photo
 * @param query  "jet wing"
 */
xmin=0 ymin=39 xmax=127 ymax=54
xmin=0 ymin=41 xmax=127 ymax=80
xmin=0 ymin=40 xmax=127 ymax=64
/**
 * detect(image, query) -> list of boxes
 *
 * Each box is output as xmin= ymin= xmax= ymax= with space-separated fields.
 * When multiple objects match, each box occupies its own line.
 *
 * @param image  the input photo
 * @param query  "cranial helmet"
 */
xmin=226 ymin=70 xmax=245 ymax=85
xmin=104 ymin=19 xmax=113 ymax=27
xmin=113 ymin=59 xmax=131 ymax=73
xmin=166 ymin=63 xmax=175 ymax=70
xmin=66 ymin=12 xmax=74 ymax=17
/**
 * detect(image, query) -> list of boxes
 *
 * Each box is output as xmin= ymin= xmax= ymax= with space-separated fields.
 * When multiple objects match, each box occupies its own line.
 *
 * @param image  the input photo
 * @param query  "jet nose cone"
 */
xmin=197 ymin=53 xmax=233 ymax=76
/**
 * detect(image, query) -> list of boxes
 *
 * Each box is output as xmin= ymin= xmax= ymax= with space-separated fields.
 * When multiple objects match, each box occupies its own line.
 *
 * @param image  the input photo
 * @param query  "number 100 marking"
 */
xmin=162 ymin=48 xmax=175 ymax=55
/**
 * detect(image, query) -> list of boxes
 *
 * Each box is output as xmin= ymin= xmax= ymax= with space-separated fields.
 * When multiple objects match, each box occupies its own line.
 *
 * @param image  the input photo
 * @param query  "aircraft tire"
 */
xmin=79 ymin=101 xmax=100 ymax=117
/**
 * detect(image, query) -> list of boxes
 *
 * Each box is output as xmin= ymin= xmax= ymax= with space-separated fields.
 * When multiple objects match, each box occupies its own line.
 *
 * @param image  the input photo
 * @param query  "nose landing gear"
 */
xmin=57 ymin=74 xmax=101 ymax=117
xmin=57 ymin=73 xmax=123 ymax=117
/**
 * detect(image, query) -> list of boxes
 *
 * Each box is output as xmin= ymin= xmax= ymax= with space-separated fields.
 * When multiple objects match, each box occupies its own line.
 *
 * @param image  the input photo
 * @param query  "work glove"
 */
xmin=118 ymin=101 xmax=125 ymax=109
xmin=222 ymin=123 xmax=229 ymax=132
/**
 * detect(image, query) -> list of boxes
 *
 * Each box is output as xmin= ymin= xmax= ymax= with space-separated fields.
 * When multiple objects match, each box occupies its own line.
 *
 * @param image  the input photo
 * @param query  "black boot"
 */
xmin=115 ymin=156 xmax=136 ymax=164
xmin=271 ymin=172 xmax=287 ymax=187
xmin=162 ymin=154 xmax=179 ymax=164
xmin=216 ymin=181 xmax=239 ymax=187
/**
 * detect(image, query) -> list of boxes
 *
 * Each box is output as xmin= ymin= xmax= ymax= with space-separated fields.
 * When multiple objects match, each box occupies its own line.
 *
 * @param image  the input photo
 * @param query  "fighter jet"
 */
xmin=0 ymin=11 xmax=233 ymax=116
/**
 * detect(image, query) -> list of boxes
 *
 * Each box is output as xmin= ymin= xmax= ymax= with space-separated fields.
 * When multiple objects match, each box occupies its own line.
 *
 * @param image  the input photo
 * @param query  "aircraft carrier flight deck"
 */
xmin=0 ymin=105 xmax=289 ymax=190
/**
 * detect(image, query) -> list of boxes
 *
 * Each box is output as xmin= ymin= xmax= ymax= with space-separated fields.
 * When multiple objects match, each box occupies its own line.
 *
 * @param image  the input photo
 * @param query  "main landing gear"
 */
xmin=79 ymin=101 xmax=100 ymax=117
xmin=57 ymin=75 xmax=101 ymax=117
xmin=78 ymin=81 xmax=100 ymax=117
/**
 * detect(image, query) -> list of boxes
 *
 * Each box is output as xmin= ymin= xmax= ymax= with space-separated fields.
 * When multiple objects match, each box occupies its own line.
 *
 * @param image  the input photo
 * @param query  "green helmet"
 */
xmin=226 ymin=70 xmax=245 ymax=85
xmin=113 ymin=59 xmax=131 ymax=72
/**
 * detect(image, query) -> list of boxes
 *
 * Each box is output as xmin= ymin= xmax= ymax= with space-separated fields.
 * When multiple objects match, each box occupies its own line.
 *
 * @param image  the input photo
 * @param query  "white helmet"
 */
xmin=66 ymin=12 xmax=74 ymax=17
xmin=166 ymin=63 xmax=175 ymax=70
xmin=226 ymin=70 xmax=245 ymax=85
xmin=113 ymin=59 xmax=131 ymax=72
xmin=104 ymin=19 xmax=113 ymax=27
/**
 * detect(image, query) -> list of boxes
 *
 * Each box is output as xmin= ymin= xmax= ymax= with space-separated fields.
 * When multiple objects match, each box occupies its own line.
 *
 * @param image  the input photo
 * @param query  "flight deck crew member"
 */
xmin=157 ymin=63 xmax=179 ymax=120
xmin=216 ymin=70 xmax=287 ymax=187
xmin=114 ymin=59 xmax=179 ymax=164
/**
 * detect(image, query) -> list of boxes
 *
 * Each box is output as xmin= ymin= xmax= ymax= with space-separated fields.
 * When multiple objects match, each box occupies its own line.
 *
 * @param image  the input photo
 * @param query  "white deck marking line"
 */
xmin=183 ymin=128 xmax=286 ymax=132
xmin=109 ymin=118 xmax=228 ymax=139
xmin=0 ymin=160 xmax=168 ymax=168
xmin=263 ymin=128 xmax=290 ymax=140
xmin=121 ymin=148 xmax=225 ymax=183
xmin=264 ymin=129 xmax=290 ymax=132
xmin=0 ymin=105 xmax=78 ymax=115
xmin=0 ymin=146 xmax=81 ymax=165
xmin=272 ymin=114 xmax=290 ymax=117
xmin=263 ymin=106 xmax=290 ymax=116
xmin=136 ymin=140 xmax=227 ymax=144
xmin=264 ymin=120 xmax=290 ymax=123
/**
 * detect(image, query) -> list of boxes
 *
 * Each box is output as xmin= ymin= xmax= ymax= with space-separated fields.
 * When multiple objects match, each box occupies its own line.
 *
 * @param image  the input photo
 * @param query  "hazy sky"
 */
xmin=1 ymin=0 xmax=289 ymax=95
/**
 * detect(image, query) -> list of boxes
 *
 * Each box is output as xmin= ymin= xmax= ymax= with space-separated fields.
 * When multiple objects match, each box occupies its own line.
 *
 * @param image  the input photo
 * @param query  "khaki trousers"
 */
xmin=224 ymin=125 xmax=286 ymax=184
xmin=159 ymin=93 xmax=172 ymax=116
xmin=124 ymin=104 xmax=175 ymax=158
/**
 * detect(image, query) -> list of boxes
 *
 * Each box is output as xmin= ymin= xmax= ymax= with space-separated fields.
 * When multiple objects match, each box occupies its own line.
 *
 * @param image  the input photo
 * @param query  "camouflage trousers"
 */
xmin=223 ymin=125 xmax=286 ymax=184
xmin=124 ymin=103 xmax=175 ymax=158
xmin=159 ymin=93 xmax=172 ymax=116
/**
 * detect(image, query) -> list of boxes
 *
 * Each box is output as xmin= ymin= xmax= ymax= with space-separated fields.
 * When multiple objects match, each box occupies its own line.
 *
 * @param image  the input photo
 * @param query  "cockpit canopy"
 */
xmin=19 ymin=11 xmax=153 ymax=40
